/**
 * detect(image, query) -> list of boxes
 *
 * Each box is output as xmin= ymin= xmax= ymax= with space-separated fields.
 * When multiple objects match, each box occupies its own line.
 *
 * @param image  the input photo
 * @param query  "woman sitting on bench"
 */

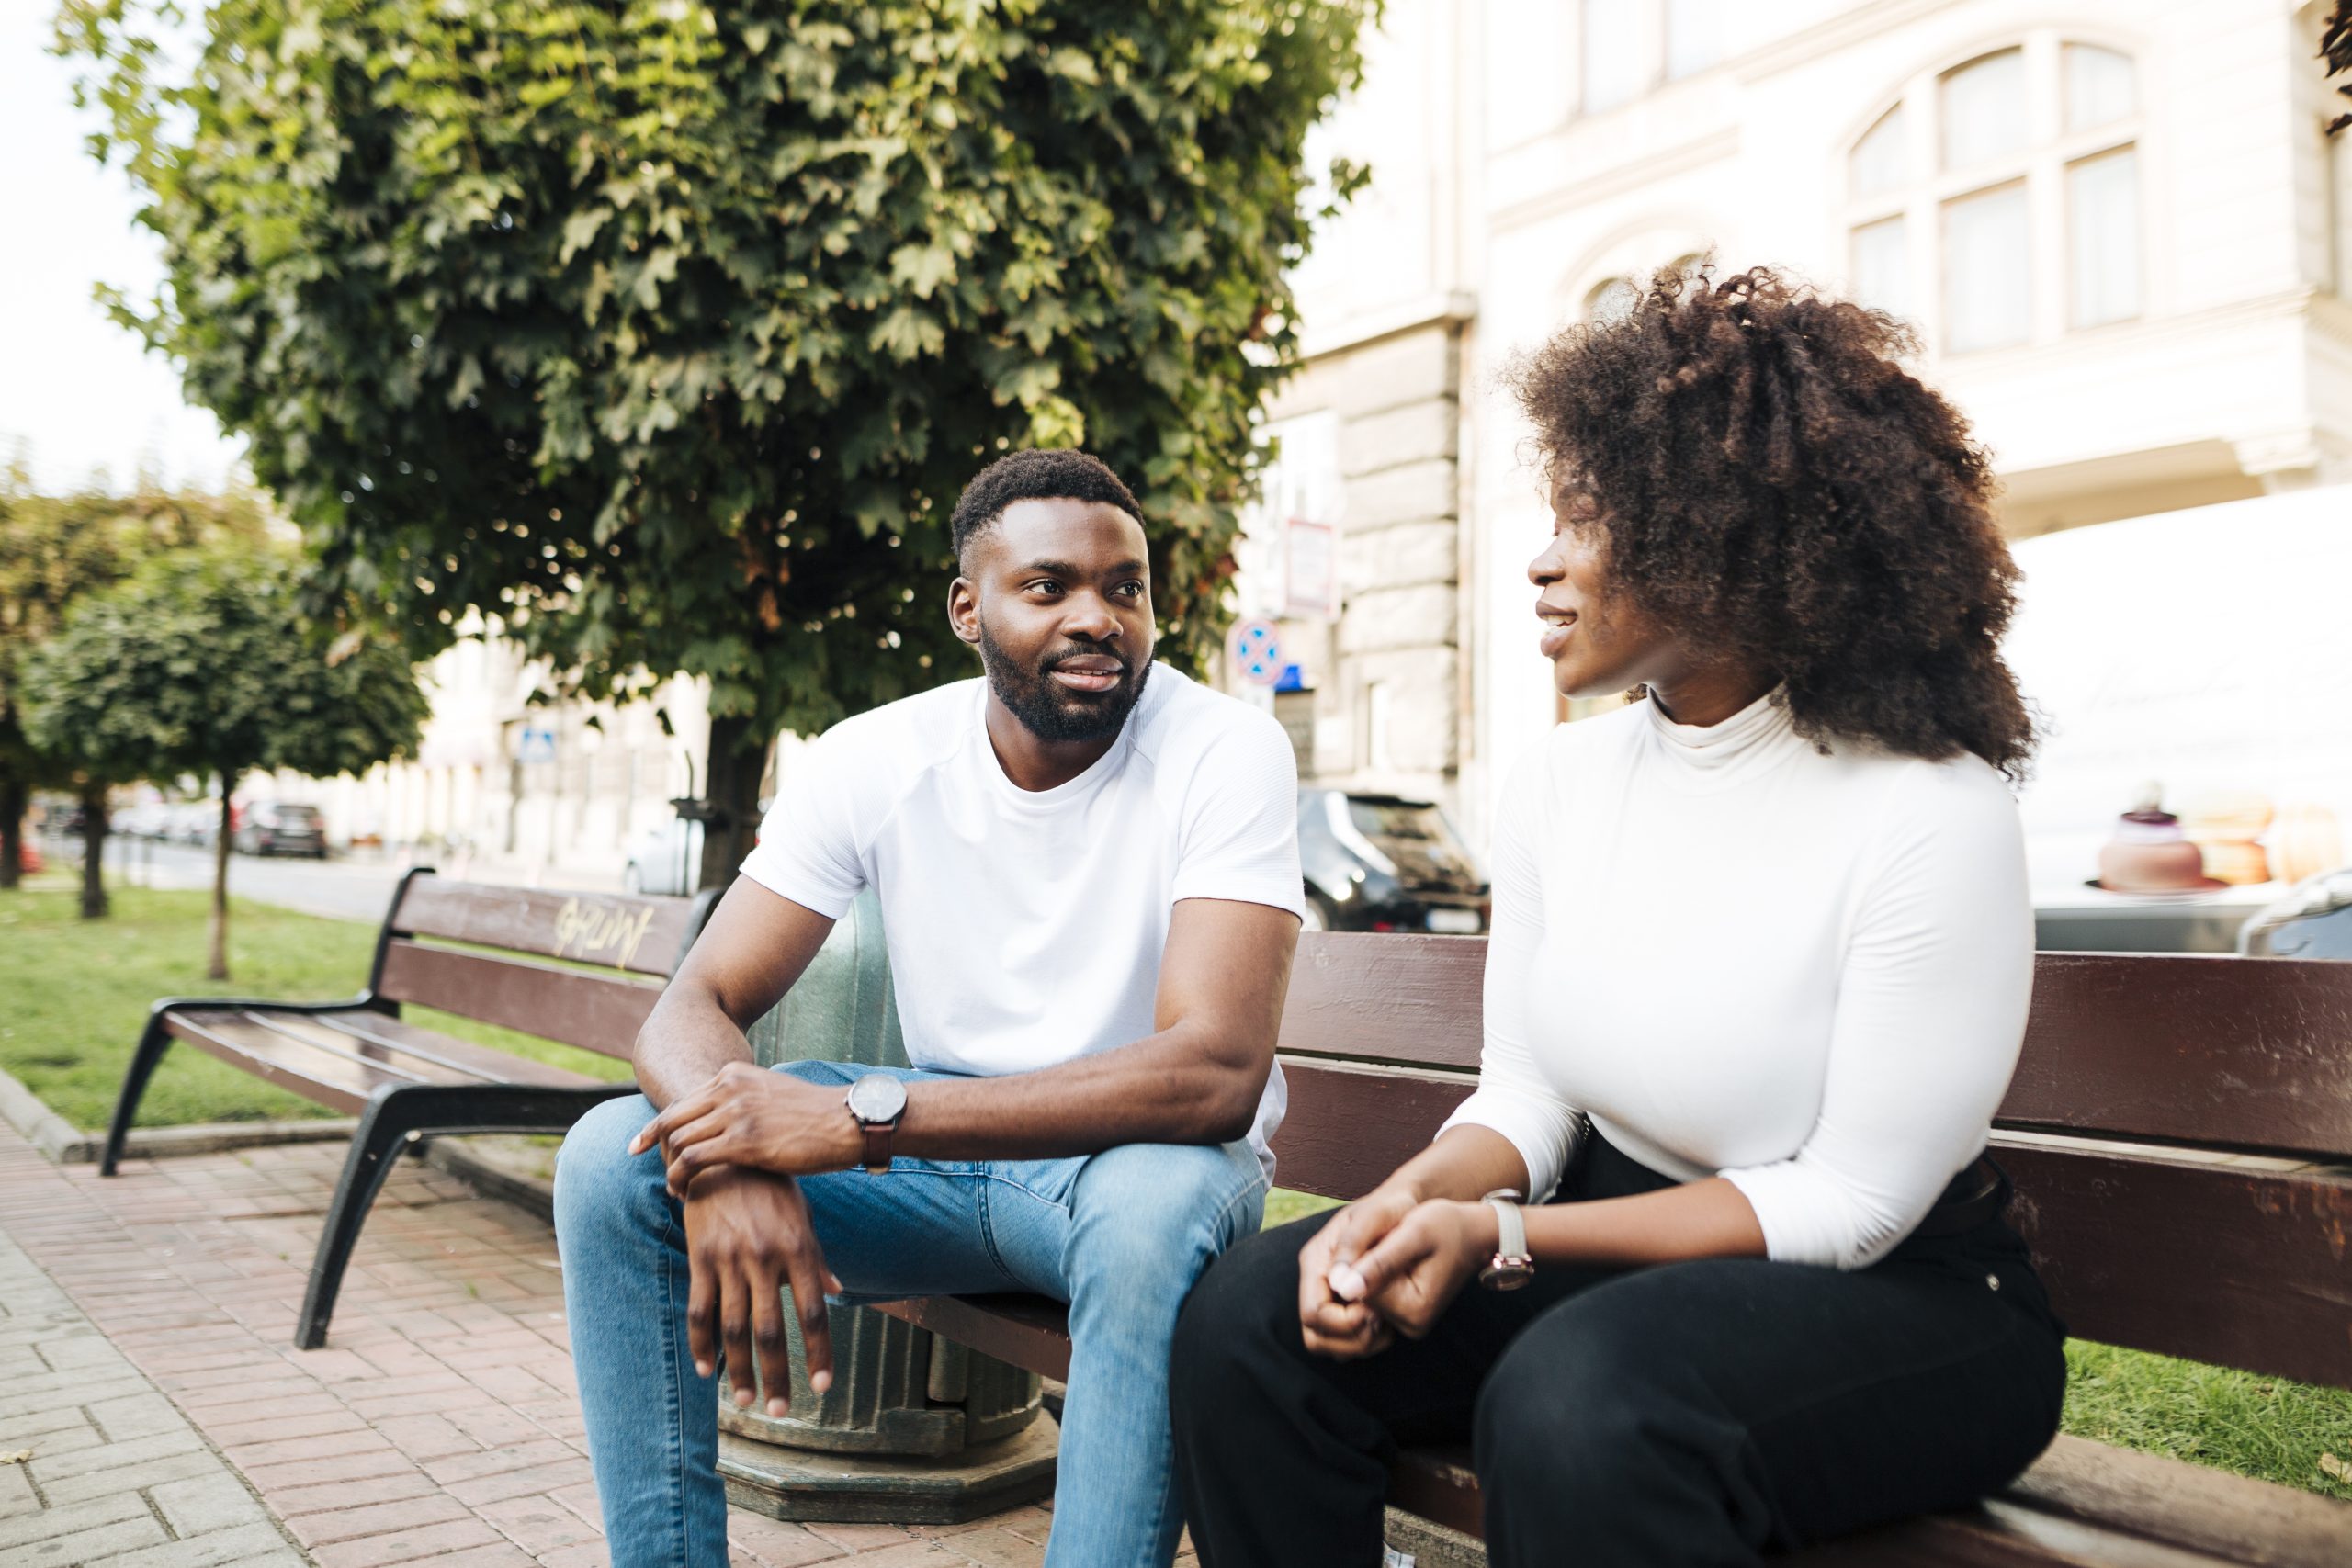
xmin=1170 ymin=265 xmax=2065 ymax=1567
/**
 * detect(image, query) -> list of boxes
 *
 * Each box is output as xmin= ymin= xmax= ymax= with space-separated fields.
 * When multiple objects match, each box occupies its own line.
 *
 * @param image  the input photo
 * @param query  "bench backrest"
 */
xmin=1269 ymin=934 xmax=2352 ymax=1393
xmin=368 ymin=869 xmax=716 ymax=1057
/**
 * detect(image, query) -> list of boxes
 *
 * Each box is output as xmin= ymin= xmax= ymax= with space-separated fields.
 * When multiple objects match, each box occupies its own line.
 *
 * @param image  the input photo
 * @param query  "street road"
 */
xmin=97 ymin=839 xmax=408 ymax=922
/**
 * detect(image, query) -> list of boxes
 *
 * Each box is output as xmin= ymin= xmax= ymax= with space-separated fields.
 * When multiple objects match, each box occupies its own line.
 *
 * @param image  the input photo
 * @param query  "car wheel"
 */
xmin=1300 ymin=892 xmax=1339 ymax=933
xmin=621 ymin=863 xmax=643 ymax=896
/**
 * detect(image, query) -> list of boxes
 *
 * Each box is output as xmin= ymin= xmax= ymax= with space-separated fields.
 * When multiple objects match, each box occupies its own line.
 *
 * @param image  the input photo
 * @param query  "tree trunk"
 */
xmin=694 ymin=714 xmax=770 ymax=896
xmin=78 ymin=780 xmax=108 ymax=919
xmin=208 ymin=787 xmax=233 ymax=981
xmin=0 ymin=772 xmax=26 ymax=892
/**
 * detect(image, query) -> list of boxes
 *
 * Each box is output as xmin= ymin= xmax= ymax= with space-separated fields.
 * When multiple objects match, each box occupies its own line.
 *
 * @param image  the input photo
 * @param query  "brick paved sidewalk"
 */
xmin=0 ymin=1122 xmax=1072 ymax=1567
xmin=1 ymin=1224 xmax=304 ymax=1567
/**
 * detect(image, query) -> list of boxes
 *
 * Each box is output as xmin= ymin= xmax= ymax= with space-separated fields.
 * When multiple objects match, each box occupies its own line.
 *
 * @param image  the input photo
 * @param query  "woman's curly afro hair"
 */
xmin=1511 ymin=264 xmax=2034 ymax=778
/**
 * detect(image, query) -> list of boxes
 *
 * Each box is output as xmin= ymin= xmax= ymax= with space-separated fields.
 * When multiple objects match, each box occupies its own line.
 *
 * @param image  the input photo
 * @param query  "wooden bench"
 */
xmin=99 ymin=867 xmax=715 ymax=1348
xmin=875 ymin=936 xmax=2352 ymax=1566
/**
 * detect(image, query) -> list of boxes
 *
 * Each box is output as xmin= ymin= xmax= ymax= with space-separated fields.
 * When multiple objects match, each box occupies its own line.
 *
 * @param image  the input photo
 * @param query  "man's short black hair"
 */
xmin=949 ymin=448 xmax=1144 ymax=561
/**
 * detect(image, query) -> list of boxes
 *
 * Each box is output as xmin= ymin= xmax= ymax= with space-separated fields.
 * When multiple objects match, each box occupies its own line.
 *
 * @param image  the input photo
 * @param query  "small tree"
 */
xmin=25 ymin=547 xmax=427 ymax=976
xmin=0 ymin=467 xmax=270 ymax=912
xmin=62 ymin=0 xmax=1376 ymax=889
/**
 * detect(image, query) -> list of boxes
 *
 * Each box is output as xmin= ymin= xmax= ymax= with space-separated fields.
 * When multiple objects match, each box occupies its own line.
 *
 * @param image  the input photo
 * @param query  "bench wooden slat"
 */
xmin=392 ymin=878 xmax=702 ymax=977
xmin=164 ymin=1010 xmax=423 ymax=1115
xmin=1283 ymin=941 xmax=2352 ymax=1164
xmin=1995 ymin=1138 xmax=2352 ymax=1393
xmin=1270 ymin=1059 xmax=1475 ymax=1200
xmin=2001 ymin=954 xmax=2352 ymax=1162
xmin=1283 ymin=933 xmax=1484 ymax=1069
xmin=376 ymin=941 xmax=662 ymax=1059
xmin=281 ymin=1011 xmax=603 ymax=1092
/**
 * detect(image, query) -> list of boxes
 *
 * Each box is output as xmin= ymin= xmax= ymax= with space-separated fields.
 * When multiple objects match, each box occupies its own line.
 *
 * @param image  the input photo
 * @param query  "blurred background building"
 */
xmin=1233 ymin=0 xmax=2352 ymax=850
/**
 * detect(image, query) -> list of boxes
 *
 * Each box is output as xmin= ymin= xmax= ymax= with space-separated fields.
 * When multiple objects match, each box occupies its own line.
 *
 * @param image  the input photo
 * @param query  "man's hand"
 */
xmin=681 ymin=1165 xmax=843 ymax=1416
xmin=1296 ymin=1182 xmax=1419 ymax=1359
xmin=630 ymin=1061 xmax=864 ymax=1194
xmin=1329 ymin=1198 xmax=1495 ymax=1341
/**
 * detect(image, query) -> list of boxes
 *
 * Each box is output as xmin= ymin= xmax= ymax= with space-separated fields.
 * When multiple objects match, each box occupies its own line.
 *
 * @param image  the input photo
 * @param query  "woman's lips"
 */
xmin=1537 ymin=611 xmax=1577 ymax=660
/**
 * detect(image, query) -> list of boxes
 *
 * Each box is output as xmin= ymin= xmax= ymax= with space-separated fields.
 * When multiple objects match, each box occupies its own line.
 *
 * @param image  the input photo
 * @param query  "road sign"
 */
xmin=1228 ymin=618 xmax=1283 ymax=685
xmin=516 ymin=726 xmax=558 ymax=765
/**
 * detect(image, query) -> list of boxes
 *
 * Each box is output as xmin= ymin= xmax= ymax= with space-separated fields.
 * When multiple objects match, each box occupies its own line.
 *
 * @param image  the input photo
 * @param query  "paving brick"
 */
xmin=422 ymin=1437 xmax=576 ymax=1486
xmin=475 ymin=1491 xmax=603 ymax=1553
xmin=241 ymin=1443 xmax=420 ymax=1492
xmin=26 ymin=1428 xmax=205 ymax=1485
xmin=42 ymin=1448 xmax=226 ymax=1506
xmin=0 ymin=1463 xmax=39 ymax=1520
xmin=442 ymin=1457 xmax=594 ymax=1509
xmin=150 ymin=1473 xmax=272 ymax=1538
xmin=223 ymin=1426 xmax=390 ymax=1468
xmin=726 ymin=1508 xmax=846 ymax=1567
xmin=286 ymin=1492 xmax=471 ymax=1547
xmin=6 ymin=1512 xmax=170 ymax=1565
xmin=0 ymin=1490 xmax=152 ymax=1553
xmin=80 ymin=1522 xmax=301 ymax=1568
xmin=933 ymin=1528 xmax=1046 ymax=1568
xmin=306 ymin=1515 xmax=504 ymax=1566
xmin=85 ymin=1391 xmax=192 ymax=1442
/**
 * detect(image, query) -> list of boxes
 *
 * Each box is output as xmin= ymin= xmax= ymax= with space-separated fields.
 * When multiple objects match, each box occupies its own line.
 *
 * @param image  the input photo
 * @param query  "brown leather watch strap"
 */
xmin=860 ymin=1122 xmax=895 ymax=1175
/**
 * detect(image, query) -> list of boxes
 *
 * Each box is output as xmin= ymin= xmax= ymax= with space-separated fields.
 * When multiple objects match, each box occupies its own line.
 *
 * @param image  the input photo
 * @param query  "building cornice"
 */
xmin=1300 ymin=290 xmax=1479 ymax=363
xmin=1490 ymin=133 xmax=1736 ymax=234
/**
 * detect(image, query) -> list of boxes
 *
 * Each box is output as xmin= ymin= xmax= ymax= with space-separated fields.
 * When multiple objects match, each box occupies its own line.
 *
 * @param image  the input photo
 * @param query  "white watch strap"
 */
xmin=1487 ymin=1197 xmax=1528 ymax=1260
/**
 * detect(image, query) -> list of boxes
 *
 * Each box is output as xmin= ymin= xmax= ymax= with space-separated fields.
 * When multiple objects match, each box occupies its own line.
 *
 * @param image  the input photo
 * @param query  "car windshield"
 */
xmin=1347 ymin=799 xmax=1455 ymax=845
xmin=273 ymin=806 xmax=322 ymax=825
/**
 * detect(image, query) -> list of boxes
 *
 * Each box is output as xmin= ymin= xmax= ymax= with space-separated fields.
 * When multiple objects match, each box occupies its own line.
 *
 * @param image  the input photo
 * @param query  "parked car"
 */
xmin=2238 ymin=869 xmax=2352 ymax=960
xmin=234 ymin=800 xmax=328 ymax=858
xmin=115 ymin=801 xmax=175 ymax=840
xmin=623 ymin=816 xmax=705 ymax=896
xmin=170 ymin=800 xmax=226 ymax=845
xmin=1298 ymin=789 xmax=1487 ymax=934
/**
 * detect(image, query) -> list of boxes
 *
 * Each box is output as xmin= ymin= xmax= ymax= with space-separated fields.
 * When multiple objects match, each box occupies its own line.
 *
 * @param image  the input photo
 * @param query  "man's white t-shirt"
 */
xmin=739 ymin=664 xmax=1306 ymax=1175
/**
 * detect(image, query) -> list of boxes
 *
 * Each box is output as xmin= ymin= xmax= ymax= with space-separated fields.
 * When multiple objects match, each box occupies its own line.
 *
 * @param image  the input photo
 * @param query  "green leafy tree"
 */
xmin=0 ymin=465 xmax=270 ymax=912
xmin=60 ymin=0 xmax=1374 ymax=886
xmin=23 ymin=547 xmax=428 ymax=976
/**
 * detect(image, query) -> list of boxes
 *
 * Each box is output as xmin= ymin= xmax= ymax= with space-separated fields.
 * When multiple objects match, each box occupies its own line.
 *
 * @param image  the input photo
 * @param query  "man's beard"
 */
xmin=977 ymin=620 xmax=1151 ymax=744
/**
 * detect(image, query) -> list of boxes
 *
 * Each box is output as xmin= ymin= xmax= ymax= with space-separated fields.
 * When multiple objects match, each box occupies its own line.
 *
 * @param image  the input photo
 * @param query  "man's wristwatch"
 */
xmin=1477 ymin=1190 xmax=1534 ymax=1292
xmin=843 ymin=1075 xmax=908 ymax=1175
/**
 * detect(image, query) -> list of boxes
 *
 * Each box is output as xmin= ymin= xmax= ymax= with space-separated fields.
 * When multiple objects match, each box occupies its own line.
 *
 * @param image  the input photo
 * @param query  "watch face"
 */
xmin=845 ymin=1074 xmax=908 ymax=1124
xmin=1479 ymin=1259 xmax=1535 ymax=1292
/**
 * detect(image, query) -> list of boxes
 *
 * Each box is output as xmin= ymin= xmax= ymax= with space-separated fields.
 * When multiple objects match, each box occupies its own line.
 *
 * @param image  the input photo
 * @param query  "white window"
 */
xmin=1665 ymin=0 xmax=1726 ymax=81
xmin=1944 ymin=183 xmax=2030 ymax=351
xmin=1851 ymin=216 xmax=1910 ymax=317
xmin=2064 ymin=44 xmax=2135 ymax=134
xmin=1940 ymin=50 xmax=2029 ymax=172
xmin=1583 ymin=0 xmax=1645 ymax=114
xmin=1844 ymin=37 xmax=2142 ymax=355
xmin=2068 ymin=148 xmax=2141 ymax=326
xmin=1580 ymin=1 xmax=1742 ymax=115
xmin=1850 ymin=107 xmax=1907 ymax=201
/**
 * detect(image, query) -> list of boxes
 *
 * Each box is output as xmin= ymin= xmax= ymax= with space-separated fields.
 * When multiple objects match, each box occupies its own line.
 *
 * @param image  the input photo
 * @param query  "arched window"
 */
xmin=1585 ymin=276 xmax=1639 ymax=322
xmin=1844 ymin=38 xmax=2142 ymax=352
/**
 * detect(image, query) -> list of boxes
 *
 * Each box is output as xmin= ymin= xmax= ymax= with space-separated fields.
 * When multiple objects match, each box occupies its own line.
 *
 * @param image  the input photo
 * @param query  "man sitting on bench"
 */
xmin=555 ymin=448 xmax=1304 ymax=1568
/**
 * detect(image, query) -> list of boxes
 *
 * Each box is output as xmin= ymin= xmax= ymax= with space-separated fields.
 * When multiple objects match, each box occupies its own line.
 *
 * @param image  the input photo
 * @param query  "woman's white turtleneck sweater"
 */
xmin=1440 ymin=688 xmax=2034 ymax=1270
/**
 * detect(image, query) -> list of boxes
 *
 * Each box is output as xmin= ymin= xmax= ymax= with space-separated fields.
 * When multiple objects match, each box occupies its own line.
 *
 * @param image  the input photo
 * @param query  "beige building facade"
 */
xmin=1247 ymin=0 xmax=2352 ymax=850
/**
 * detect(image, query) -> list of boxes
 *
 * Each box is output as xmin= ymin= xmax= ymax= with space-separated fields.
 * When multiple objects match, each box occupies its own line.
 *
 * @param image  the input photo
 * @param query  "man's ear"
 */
xmin=946 ymin=576 xmax=982 ymax=647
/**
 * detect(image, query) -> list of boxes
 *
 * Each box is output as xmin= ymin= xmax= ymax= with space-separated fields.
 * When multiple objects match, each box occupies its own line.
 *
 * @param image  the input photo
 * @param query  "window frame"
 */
xmin=1838 ymin=31 xmax=2146 ymax=355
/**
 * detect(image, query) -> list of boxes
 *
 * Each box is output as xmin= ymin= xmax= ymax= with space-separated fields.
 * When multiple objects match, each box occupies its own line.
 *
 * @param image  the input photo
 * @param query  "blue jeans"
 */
xmin=553 ymin=1061 xmax=1268 ymax=1568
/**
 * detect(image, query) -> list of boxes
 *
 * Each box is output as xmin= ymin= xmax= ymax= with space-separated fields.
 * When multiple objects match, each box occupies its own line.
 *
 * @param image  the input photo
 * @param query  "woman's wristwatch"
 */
xmin=1477 ymin=1190 xmax=1534 ymax=1291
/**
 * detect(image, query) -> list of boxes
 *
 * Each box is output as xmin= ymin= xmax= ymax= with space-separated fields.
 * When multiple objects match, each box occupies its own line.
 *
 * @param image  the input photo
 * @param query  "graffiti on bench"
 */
xmin=553 ymin=897 xmax=659 ymax=973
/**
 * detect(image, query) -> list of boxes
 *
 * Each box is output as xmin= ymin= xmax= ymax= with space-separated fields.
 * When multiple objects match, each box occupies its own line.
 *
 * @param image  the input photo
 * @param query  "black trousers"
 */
xmin=1170 ymin=1135 xmax=2067 ymax=1567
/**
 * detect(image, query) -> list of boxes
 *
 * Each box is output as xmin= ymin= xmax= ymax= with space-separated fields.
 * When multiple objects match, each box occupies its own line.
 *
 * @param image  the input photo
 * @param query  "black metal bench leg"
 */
xmin=296 ymin=1089 xmax=422 ymax=1350
xmin=100 ymin=1011 xmax=175 ymax=1177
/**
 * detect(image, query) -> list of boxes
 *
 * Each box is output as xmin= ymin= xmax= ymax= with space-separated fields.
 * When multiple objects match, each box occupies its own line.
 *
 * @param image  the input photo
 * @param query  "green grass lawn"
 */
xmin=3 ymin=879 xmax=2346 ymax=1500
xmin=0 ymin=879 xmax=629 ymax=1131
